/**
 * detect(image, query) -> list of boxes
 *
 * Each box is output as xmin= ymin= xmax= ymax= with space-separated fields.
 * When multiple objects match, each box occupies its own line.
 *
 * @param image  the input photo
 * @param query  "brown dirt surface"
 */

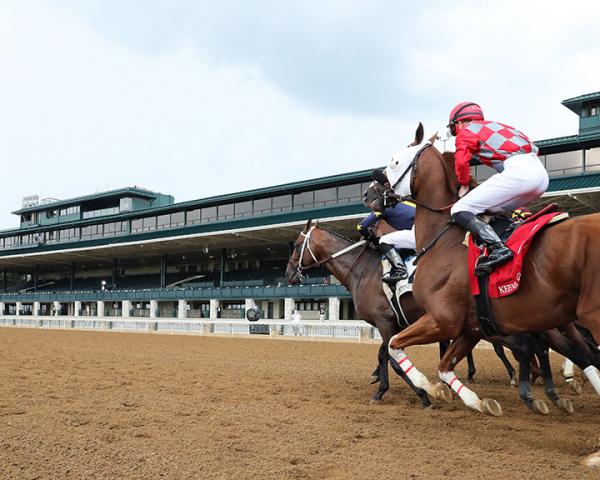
xmin=0 ymin=328 xmax=599 ymax=480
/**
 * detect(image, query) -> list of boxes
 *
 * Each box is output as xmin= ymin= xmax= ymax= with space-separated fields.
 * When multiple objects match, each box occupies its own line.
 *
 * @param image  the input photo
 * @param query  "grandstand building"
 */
xmin=1 ymin=92 xmax=600 ymax=321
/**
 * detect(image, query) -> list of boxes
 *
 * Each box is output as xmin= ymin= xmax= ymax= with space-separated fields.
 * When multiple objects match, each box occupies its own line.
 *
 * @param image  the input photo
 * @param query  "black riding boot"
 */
xmin=452 ymin=211 xmax=514 ymax=275
xmin=379 ymin=243 xmax=408 ymax=284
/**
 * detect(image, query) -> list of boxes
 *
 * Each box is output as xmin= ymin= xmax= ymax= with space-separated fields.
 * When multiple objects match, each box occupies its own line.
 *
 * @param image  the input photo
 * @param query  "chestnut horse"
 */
xmin=387 ymin=125 xmax=600 ymax=415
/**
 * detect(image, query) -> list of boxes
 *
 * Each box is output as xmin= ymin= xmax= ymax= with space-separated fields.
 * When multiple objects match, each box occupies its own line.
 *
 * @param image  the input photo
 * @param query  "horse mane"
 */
xmin=316 ymin=224 xmax=358 ymax=244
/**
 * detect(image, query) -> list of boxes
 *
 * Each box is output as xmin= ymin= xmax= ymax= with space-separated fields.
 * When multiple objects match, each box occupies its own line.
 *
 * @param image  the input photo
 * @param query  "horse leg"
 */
xmin=560 ymin=323 xmax=600 ymax=395
xmin=439 ymin=341 xmax=449 ymax=358
xmin=492 ymin=342 xmax=516 ymax=386
xmin=388 ymin=314 xmax=452 ymax=403
xmin=438 ymin=334 xmax=502 ymax=416
xmin=466 ymin=352 xmax=476 ymax=383
xmin=531 ymin=334 xmax=574 ymax=414
xmin=388 ymin=357 xmax=432 ymax=408
xmin=371 ymin=343 xmax=389 ymax=402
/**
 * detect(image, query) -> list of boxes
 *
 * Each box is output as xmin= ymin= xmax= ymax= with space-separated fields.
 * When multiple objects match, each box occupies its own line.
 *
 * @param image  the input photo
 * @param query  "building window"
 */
xmin=218 ymin=204 xmax=234 ymax=220
xmin=234 ymin=201 xmax=253 ymax=218
xmin=142 ymin=216 xmax=157 ymax=231
xmin=59 ymin=228 xmax=80 ymax=242
xmin=337 ymin=184 xmax=362 ymax=204
xmin=293 ymin=191 xmax=314 ymax=210
xmin=82 ymin=224 xmax=103 ymax=239
xmin=131 ymin=218 xmax=143 ymax=233
xmin=202 ymin=206 xmax=217 ymax=223
xmin=103 ymin=222 xmax=127 ymax=237
xmin=45 ymin=231 xmax=58 ymax=244
xmin=187 ymin=209 xmax=201 ymax=225
xmin=157 ymin=214 xmax=170 ymax=229
xmin=46 ymin=209 xmax=57 ymax=219
xmin=314 ymin=187 xmax=337 ymax=208
xmin=171 ymin=211 xmax=185 ymax=227
xmin=59 ymin=206 xmax=80 ymax=216
xmin=544 ymin=150 xmax=584 ymax=177
xmin=272 ymin=195 xmax=292 ymax=213
xmin=120 ymin=197 xmax=133 ymax=212
xmin=253 ymin=198 xmax=272 ymax=215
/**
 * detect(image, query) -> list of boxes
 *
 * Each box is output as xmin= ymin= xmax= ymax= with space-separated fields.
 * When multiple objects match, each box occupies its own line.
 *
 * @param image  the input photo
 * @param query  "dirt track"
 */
xmin=0 ymin=328 xmax=599 ymax=479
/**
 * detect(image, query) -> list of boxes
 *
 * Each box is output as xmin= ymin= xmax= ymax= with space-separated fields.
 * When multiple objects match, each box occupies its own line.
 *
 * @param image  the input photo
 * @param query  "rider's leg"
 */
xmin=378 ymin=228 xmax=416 ymax=284
xmin=451 ymin=211 xmax=513 ymax=273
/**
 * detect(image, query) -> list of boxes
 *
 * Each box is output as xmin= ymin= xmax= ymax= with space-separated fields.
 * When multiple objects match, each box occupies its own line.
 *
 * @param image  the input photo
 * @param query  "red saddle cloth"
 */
xmin=468 ymin=211 xmax=566 ymax=298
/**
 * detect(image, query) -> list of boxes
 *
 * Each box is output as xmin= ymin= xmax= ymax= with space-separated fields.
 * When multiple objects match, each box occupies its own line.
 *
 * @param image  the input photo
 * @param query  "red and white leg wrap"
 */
xmin=439 ymin=371 xmax=482 ymax=412
xmin=388 ymin=346 xmax=432 ymax=391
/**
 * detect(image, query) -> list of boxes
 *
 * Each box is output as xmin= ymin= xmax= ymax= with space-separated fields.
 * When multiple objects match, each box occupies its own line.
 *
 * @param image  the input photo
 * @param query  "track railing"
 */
xmin=0 ymin=316 xmax=378 ymax=343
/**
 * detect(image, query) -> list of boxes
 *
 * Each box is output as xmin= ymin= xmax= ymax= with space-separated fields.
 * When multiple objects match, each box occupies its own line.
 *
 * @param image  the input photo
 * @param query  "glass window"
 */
xmin=272 ymin=195 xmax=292 ymax=213
xmin=218 ymin=204 xmax=234 ymax=220
xmin=293 ymin=191 xmax=314 ymax=210
xmin=314 ymin=188 xmax=337 ymax=207
xmin=253 ymin=198 xmax=272 ymax=215
xmin=103 ymin=222 xmax=126 ymax=236
xmin=59 ymin=228 xmax=80 ymax=241
xmin=234 ymin=201 xmax=253 ymax=218
xmin=202 ymin=206 xmax=217 ymax=223
xmin=142 ymin=217 xmax=157 ymax=231
xmin=586 ymin=148 xmax=600 ymax=173
xmin=81 ymin=224 xmax=103 ymax=239
xmin=544 ymin=151 xmax=583 ymax=177
xmin=120 ymin=197 xmax=133 ymax=212
xmin=45 ymin=231 xmax=57 ymax=244
xmin=157 ymin=214 xmax=170 ymax=229
xmin=187 ymin=209 xmax=201 ymax=225
xmin=171 ymin=211 xmax=185 ymax=227
xmin=131 ymin=219 xmax=143 ymax=233
xmin=338 ymin=184 xmax=362 ymax=204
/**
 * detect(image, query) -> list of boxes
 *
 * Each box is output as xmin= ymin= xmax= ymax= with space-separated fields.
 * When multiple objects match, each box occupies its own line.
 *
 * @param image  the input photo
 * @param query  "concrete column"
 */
xmin=328 ymin=297 xmax=340 ymax=321
xmin=177 ymin=300 xmax=187 ymax=319
xmin=16 ymin=301 xmax=22 ymax=316
xmin=74 ymin=301 xmax=81 ymax=317
xmin=149 ymin=300 xmax=158 ymax=319
xmin=33 ymin=301 xmax=40 ymax=316
xmin=273 ymin=301 xmax=281 ymax=319
xmin=209 ymin=299 xmax=220 ymax=319
xmin=0 ymin=302 xmax=5 ymax=315
xmin=122 ymin=300 xmax=131 ymax=318
xmin=96 ymin=301 xmax=104 ymax=317
xmin=284 ymin=298 xmax=295 ymax=320
xmin=53 ymin=301 xmax=61 ymax=316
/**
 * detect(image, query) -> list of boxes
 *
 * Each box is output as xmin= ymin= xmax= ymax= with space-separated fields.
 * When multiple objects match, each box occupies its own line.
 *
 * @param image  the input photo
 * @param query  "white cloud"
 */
xmin=0 ymin=0 xmax=599 ymax=230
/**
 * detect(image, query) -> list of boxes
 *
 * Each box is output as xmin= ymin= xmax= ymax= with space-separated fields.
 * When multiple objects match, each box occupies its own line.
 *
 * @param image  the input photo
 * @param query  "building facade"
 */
xmin=1 ymin=92 xmax=600 ymax=321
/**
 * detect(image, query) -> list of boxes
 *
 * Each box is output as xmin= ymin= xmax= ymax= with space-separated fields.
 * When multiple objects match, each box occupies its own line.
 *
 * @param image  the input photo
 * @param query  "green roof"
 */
xmin=561 ymin=91 xmax=600 ymax=116
xmin=13 ymin=187 xmax=161 ymax=215
xmin=547 ymin=172 xmax=600 ymax=192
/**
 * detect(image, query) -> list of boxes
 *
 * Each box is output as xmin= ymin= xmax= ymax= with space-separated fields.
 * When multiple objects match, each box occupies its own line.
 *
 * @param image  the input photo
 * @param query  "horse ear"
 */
xmin=428 ymin=131 xmax=439 ymax=145
xmin=414 ymin=122 xmax=424 ymax=145
xmin=305 ymin=219 xmax=312 ymax=231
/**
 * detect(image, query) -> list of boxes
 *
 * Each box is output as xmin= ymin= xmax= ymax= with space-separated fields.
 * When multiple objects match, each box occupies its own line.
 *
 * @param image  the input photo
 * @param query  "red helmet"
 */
xmin=448 ymin=102 xmax=484 ymax=127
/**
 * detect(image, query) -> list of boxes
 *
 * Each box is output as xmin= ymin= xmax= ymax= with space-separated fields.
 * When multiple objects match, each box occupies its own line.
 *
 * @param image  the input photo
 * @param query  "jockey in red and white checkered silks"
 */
xmin=447 ymin=102 xmax=549 ymax=275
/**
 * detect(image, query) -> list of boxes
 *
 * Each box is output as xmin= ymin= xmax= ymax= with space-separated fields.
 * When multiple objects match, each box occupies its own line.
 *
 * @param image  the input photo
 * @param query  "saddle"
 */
xmin=468 ymin=203 xmax=569 ymax=336
xmin=381 ymin=249 xmax=417 ymax=327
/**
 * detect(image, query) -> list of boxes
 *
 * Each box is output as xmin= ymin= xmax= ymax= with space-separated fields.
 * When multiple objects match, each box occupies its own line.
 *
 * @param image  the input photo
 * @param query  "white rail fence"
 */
xmin=0 ymin=316 xmax=381 ymax=343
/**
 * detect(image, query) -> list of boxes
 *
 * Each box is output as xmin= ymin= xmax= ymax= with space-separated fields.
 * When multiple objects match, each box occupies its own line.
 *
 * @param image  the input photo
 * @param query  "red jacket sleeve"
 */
xmin=454 ymin=129 xmax=479 ymax=186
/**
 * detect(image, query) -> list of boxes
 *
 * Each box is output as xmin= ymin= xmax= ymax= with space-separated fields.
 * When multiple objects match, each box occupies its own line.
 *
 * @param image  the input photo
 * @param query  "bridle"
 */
xmin=290 ymin=226 xmax=367 ymax=284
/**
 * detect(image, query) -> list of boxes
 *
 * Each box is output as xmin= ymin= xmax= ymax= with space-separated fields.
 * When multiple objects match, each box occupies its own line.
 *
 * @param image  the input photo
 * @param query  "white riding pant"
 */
xmin=450 ymin=153 xmax=549 ymax=216
xmin=379 ymin=226 xmax=416 ymax=250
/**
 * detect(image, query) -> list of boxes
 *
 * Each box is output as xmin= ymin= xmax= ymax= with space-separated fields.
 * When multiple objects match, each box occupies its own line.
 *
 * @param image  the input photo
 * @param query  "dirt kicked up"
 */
xmin=0 ymin=328 xmax=599 ymax=480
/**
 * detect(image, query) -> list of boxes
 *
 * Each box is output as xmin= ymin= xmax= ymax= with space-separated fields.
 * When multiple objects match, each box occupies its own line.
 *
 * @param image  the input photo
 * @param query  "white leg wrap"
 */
xmin=562 ymin=359 xmax=575 ymax=380
xmin=439 ymin=371 xmax=481 ymax=411
xmin=388 ymin=346 xmax=432 ymax=391
xmin=583 ymin=366 xmax=600 ymax=395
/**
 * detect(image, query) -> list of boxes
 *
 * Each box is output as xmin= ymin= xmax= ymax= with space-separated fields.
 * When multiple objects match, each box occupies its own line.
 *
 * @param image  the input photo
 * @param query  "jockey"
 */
xmin=447 ymin=102 xmax=549 ymax=274
xmin=357 ymin=191 xmax=416 ymax=284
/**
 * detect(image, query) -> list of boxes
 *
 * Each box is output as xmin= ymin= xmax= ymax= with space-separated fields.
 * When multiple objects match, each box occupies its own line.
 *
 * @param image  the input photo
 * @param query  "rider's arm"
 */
xmin=455 ymin=130 xmax=478 ymax=186
xmin=357 ymin=212 xmax=381 ymax=233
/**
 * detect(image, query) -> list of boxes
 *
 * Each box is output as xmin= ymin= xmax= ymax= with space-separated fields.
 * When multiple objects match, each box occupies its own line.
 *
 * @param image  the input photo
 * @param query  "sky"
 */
xmin=1 ymin=0 xmax=600 ymax=228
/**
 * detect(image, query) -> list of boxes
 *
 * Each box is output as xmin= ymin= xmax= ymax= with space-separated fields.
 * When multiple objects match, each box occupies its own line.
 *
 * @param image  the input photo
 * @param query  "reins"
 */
xmin=293 ymin=226 xmax=367 ymax=283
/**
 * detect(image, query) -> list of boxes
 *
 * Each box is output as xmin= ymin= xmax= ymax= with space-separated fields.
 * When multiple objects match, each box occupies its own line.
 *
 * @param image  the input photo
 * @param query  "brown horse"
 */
xmin=386 ymin=125 xmax=600 ymax=415
xmin=285 ymin=222 xmax=435 ymax=406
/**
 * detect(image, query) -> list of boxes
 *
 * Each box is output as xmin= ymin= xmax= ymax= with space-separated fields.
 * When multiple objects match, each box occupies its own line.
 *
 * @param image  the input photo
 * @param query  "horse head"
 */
xmin=285 ymin=219 xmax=316 ymax=285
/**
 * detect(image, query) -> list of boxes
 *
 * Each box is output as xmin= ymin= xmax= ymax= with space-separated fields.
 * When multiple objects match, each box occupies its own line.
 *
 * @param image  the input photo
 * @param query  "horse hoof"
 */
xmin=510 ymin=374 xmax=518 ymax=388
xmin=569 ymin=380 xmax=583 ymax=395
xmin=583 ymin=450 xmax=600 ymax=469
xmin=481 ymin=398 xmax=502 ymax=417
xmin=369 ymin=375 xmax=380 ymax=385
xmin=432 ymin=383 xmax=453 ymax=403
xmin=556 ymin=397 xmax=574 ymax=414
xmin=466 ymin=377 xmax=475 ymax=385
xmin=531 ymin=399 xmax=550 ymax=415
xmin=369 ymin=398 xmax=383 ymax=405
